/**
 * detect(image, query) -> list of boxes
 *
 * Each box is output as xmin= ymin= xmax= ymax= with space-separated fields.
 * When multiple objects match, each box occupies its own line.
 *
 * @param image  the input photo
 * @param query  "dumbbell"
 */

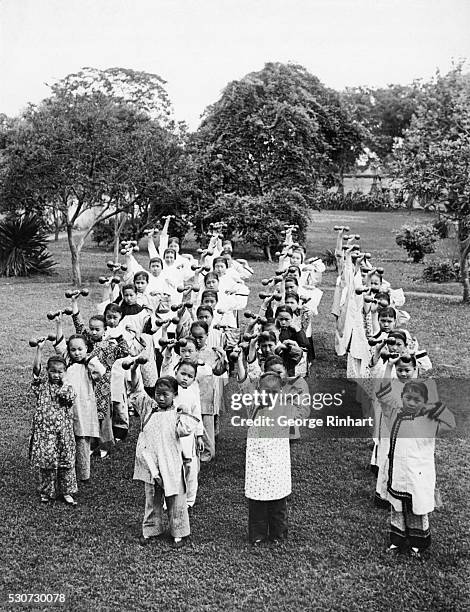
xmin=243 ymin=311 xmax=257 ymax=320
xmin=376 ymin=267 xmax=384 ymax=276
xmin=46 ymin=308 xmax=73 ymax=320
xmin=259 ymin=292 xmax=279 ymax=300
xmin=364 ymin=253 xmax=371 ymax=259
xmin=333 ymin=226 xmax=350 ymax=232
xmin=121 ymin=355 xmax=148 ymax=370
xmin=368 ymin=338 xmax=383 ymax=346
xmin=65 ymin=288 xmax=89 ymax=298
xmin=214 ymin=323 xmax=229 ymax=330
xmin=243 ymin=332 xmax=258 ymax=342
xmin=177 ymin=285 xmax=191 ymax=293
xmin=158 ymin=338 xmax=176 ymax=348
xmin=229 ymin=346 xmax=242 ymax=359
xmin=98 ymin=276 xmax=121 ymax=285
xmin=355 ymin=286 xmax=369 ymax=295
xmin=143 ymin=228 xmax=159 ymax=235
xmin=29 ymin=334 xmax=56 ymax=347
xmin=306 ymin=257 xmax=321 ymax=265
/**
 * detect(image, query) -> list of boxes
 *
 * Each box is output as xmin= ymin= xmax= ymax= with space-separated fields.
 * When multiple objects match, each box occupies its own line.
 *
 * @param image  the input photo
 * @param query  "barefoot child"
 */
xmin=245 ymin=372 xmax=310 ymax=544
xmin=131 ymin=374 xmax=199 ymax=548
xmin=30 ymin=344 xmax=78 ymax=505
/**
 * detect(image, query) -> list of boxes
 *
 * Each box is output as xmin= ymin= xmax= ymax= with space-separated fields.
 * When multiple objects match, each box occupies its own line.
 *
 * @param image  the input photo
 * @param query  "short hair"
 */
xmin=378 ymin=307 xmax=396 ymax=320
xmin=196 ymin=305 xmax=213 ymax=317
xmin=175 ymin=358 xmax=198 ymax=376
xmin=122 ymin=283 xmax=136 ymax=294
xmin=276 ymin=305 xmax=293 ymax=317
xmin=169 ymin=236 xmax=180 ymax=245
xmin=258 ymin=371 xmax=282 ymax=390
xmin=397 ymin=354 xmax=417 ymax=368
xmin=284 ymin=291 xmax=300 ymax=303
xmin=191 ymin=321 xmax=208 ymax=335
xmin=155 ymin=376 xmax=178 ymax=395
xmin=163 ymin=248 xmax=177 ymax=258
xmin=174 ymin=336 xmax=197 ymax=355
xmin=46 ymin=355 xmax=67 ymax=370
xmin=402 ymin=381 xmax=428 ymax=402
xmin=264 ymin=355 xmax=285 ymax=371
xmin=388 ymin=330 xmax=407 ymax=345
xmin=201 ymin=290 xmax=218 ymax=303
xmin=67 ymin=334 xmax=87 ymax=348
xmin=149 ymin=257 xmax=163 ymax=267
xmin=291 ymin=249 xmax=305 ymax=263
xmin=213 ymin=256 xmax=229 ymax=268
xmin=104 ymin=303 xmax=122 ymax=318
xmin=204 ymin=272 xmax=219 ymax=285
xmin=259 ymin=330 xmax=277 ymax=344
xmin=134 ymin=271 xmax=149 ymax=283
xmin=89 ymin=314 xmax=105 ymax=326
xmin=284 ymin=275 xmax=299 ymax=286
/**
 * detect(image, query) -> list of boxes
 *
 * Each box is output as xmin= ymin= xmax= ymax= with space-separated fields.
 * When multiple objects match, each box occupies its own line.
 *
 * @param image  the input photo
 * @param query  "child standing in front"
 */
xmin=29 ymin=341 xmax=78 ymax=505
xmin=376 ymin=380 xmax=455 ymax=558
xmin=130 ymin=374 xmax=198 ymax=548
xmin=245 ymin=372 xmax=310 ymax=545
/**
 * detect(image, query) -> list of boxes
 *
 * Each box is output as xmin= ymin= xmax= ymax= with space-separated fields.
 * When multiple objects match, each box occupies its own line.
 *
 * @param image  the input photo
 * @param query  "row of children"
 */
xmin=332 ymin=225 xmax=455 ymax=559
xmin=28 ymin=219 xmax=326 ymax=548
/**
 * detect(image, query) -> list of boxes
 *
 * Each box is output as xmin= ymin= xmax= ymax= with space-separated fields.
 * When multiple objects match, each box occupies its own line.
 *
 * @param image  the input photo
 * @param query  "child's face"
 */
xmin=89 ymin=318 xmax=105 ymax=342
xmin=214 ymin=262 xmax=227 ymax=276
xmin=205 ymin=277 xmax=219 ymax=290
xmin=202 ymin=297 xmax=217 ymax=309
xmin=164 ymin=251 xmax=175 ymax=266
xmin=69 ymin=338 xmax=87 ymax=363
xmin=180 ymin=343 xmax=197 ymax=360
xmin=191 ymin=328 xmax=207 ymax=350
xmin=154 ymin=384 xmax=175 ymax=409
xmin=284 ymin=280 xmax=297 ymax=292
xmin=402 ymin=389 xmax=425 ymax=413
xmin=370 ymin=275 xmax=381 ymax=293
xmin=379 ymin=316 xmax=395 ymax=333
xmin=285 ymin=296 xmax=298 ymax=311
xmin=149 ymin=260 xmax=163 ymax=276
xmin=176 ymin=364 xmax=196 ymax=389
xmin=123 ymin=288 xmax=137 ymax=305
xmin=105 ymin=311 xmax=122 ymax=328
xmin=169 ymin=241 xmax=180 ymax=254
xmin=276 ymin=312 xmax=292 ymax=329
xmin=134 ymin=278 xmax=148 ymax=294
xmin=47 ymin=362 xmax=66 ymax=385
xmin=198 ymin=310 xmax=213 ymax=327
xmin=260 ymin=340 xmax=275 ymax=357
xmin=393 ymin=338 xmax=406 ymax=354
xmin=396 ymin=362 xmax=416 ymax=381
xmin=258 ymin=378 xmax=282 ymax=405
xmin=290 ymin=252 xmax=302 ymax=266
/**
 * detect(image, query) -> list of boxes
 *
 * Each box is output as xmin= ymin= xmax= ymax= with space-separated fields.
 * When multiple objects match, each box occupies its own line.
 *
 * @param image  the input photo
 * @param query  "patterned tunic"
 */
xmin=29 ymin=376 xmax=76 ymax=469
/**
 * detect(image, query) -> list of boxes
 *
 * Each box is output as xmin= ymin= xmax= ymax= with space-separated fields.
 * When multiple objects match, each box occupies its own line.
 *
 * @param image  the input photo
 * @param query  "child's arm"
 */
xmin=32 ymin=339 xmax=45 ymax=377
xmin=211 ymin=347 xmax=228 ymax=376
xmin=71 ymin=296 xmax=87 ymax=335
xmin=425 ymin=402 xmax=456 ymax=433
xmin=236 ymin=347 xmax=247 ymax=383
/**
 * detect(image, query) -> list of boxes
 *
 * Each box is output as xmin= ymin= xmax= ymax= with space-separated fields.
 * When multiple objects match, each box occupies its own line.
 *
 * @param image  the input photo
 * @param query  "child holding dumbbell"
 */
xmin=29 ymin=341 xmax=78 ymax=505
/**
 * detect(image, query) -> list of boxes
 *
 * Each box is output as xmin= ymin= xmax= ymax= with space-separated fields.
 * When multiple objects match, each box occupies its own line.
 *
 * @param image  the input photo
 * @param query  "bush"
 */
xmin=311 ymin=190 xmax=392 ymax=211
xmin=395 ymin=223 xmax=439 ymax=263
xmin=0 ymin=214 xmax=56 ymax=277
xmin=433 ymin=217 xmax=451 ymax=239
xmin=322 ymin=248 xmax=337 ymax=270
xmin=423 ymin=261 xmax=459 ymax=283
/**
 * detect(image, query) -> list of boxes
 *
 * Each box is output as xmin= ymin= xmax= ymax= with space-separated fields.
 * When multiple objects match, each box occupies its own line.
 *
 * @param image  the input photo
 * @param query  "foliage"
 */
xmin=322 ymin=248 xmax=337 ymax=270
xmin=312 ymin=190 xmax=393 ymax=211
xmin=423 ymin=260 xmax=459 ymax=283
xmin=91 ymin=219 xmax=142 ymax=249
xmin=433 ymin=217 xmax=452 ymax=239
xmin=0 ymin=67 xmax=194 ymax=285
xmin=192 ymin=188 xmax=309 ymax=259
xmin=395 ymin=223 xmax=438 ymax=262
xmin=0 ymin=214 xmax=56 ymax=277
xmin=341 ymin=83 xmax=421 ymax=160
xmin=393 ymin=64 xmax=470 ymax=300
xmin=192 ymin=62 xmax=363 ymax=206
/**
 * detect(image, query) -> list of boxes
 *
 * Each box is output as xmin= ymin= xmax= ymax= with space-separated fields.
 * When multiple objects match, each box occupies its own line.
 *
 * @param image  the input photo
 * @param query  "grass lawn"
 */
xmin=1 ymin=212 xmax=469 ymax=611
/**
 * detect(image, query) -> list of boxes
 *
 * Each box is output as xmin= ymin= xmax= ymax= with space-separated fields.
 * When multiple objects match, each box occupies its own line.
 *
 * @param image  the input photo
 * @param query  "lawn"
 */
xmin=0 ymin=211 xmax=469 ymax=612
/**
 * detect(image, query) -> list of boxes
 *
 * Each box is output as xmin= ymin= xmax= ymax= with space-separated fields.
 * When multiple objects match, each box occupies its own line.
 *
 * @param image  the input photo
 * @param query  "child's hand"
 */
xmin=197 ymin=437 xmax=205 ymax=453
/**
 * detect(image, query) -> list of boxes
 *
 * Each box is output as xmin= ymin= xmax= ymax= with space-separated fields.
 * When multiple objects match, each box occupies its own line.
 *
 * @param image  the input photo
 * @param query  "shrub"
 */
xmin=395 ymin=223 xmax=439 ymax=263
xmin=433 ymin=218 xmax=451 ymax=239
xmin=322 ymin=248 xmax=337 ymax=270
xmin=423 ymin=261 xmax=459 ymax=283
xmin=0 ymin=214 xmax=56 ymax=277
xmin=311 ymin=190 xmax=392 ymax=211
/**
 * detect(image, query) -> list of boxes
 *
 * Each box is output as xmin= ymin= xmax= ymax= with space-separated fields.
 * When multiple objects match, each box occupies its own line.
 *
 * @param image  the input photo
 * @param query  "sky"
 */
xmin=1 ymin=0 xmax=469 ymax=130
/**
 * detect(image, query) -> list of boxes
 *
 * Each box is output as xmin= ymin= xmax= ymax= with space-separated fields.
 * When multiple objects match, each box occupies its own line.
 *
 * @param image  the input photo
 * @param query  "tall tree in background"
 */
xmin=193 ymin=62 xmax=363 ymax=204
xmin=342 ymin=83 xmax=420 ymax=161
xmin=0 ymin=68 xmax=192 ymax=285
xmin=393 ymin=65 xmax=470 ymax=302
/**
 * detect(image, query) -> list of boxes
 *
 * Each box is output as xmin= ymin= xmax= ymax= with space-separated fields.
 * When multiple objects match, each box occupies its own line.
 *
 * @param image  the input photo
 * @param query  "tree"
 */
xmin=192 ymin=188 xmax=310 ymax=260
xmin=192 ymin=62 xmax=363 ymax=204
xmin=0 ymin=68 xmax=192 ymax=285
xmin=393 ymin=65 xmax=470 ymax=302
xmin=342 ymin=83 xmax=420 ymax=161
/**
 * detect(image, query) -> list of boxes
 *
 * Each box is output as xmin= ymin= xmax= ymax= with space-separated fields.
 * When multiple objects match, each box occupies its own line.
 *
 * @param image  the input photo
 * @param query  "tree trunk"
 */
xmin=263 ymin=244 xmax=272 ymax=261
xmin=458 ymin=217 xmax=470 ymax=303
xmin=66 ymin=224 xmax=82 ymax=286
xmin=113 ymin=214 xmax=127 ymax=262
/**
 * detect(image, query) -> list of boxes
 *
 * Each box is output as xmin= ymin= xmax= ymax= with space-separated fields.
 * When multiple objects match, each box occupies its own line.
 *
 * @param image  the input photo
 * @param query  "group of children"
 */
xmin=28 ymin=217 xmax=454 ymax=556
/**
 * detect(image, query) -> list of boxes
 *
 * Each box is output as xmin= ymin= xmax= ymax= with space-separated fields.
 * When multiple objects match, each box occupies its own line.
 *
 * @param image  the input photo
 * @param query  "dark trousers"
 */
xmin=248 ymin=497 xmax=288 ymax=543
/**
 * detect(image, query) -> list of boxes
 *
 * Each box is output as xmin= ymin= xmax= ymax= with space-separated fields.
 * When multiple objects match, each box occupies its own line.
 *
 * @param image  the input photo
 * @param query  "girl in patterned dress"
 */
xmin=29 ymin=342 xmax=77 ymax=505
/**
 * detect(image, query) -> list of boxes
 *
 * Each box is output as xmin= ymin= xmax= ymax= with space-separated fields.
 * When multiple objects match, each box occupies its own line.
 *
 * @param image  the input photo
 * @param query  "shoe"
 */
xmin=40 ymin=494 xmax=50 ymax=503
xmin=129 ymin=409 xmax=135 ymax=417
xmin=410 ymin=548 xmax=423 ymax=561
xmin=100 ymin=450 xmax=109 ymax=459
xmin=251 ymin=539 xmax=264 ymax=546
xmin=385 ymin=545 xmax=401 ymax=555
xmin=139 ymin=535 xmax=151 ymax=546
xmin=172 ymin=538 xmax=185 ymax=549
xmin=63 ymin=495 xmax=77 ymax=506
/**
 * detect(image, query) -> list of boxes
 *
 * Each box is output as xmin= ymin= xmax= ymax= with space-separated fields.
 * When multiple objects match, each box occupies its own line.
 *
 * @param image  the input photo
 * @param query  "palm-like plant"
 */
xmin=0 ymin=214 xmax=56 ymax=277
